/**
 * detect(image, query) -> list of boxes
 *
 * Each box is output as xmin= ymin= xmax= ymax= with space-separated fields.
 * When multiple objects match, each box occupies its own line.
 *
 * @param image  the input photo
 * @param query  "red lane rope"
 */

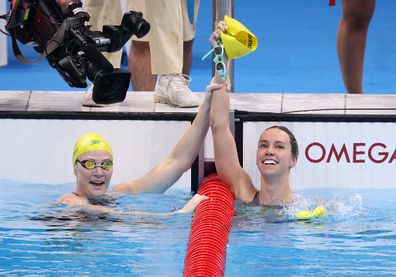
xmin=183 ymin=174 xmax=235 ymax=277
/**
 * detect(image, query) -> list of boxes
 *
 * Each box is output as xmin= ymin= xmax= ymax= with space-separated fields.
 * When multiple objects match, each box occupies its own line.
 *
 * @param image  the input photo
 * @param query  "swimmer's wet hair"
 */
xmin=265 ymin=126 xmax=299 ymax=159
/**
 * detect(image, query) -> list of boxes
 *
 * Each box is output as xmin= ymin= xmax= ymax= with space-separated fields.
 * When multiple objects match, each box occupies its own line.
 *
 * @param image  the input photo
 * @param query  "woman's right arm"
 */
xmin=210 ymin=80 xmax=256 ymax=202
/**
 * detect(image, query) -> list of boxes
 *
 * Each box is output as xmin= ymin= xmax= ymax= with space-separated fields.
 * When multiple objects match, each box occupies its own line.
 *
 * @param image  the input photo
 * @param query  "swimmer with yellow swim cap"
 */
xmin=58 ymin=130 xmax=210 ymax=216
xmin=69 ymin=133 xmax=114 ymax=198
xmin=57 ymin=76 xmax=224 ymax=215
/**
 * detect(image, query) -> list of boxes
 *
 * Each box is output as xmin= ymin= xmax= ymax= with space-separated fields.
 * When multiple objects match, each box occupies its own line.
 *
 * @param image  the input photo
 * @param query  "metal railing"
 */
xmin=212 ymin=0 xmax=234 ymax=91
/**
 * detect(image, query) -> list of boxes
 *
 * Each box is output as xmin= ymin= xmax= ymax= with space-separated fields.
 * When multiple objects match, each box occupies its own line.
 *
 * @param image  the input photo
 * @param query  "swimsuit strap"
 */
xmin=251 ymin=190 xmax=260 ymax=205
xmin=250 ymin=191 xmax=285 ymax=209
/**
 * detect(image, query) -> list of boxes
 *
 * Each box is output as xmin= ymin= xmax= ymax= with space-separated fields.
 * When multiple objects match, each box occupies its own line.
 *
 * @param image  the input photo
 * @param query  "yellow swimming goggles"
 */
xmin=76 ymin=159 xmax=113 ymax=171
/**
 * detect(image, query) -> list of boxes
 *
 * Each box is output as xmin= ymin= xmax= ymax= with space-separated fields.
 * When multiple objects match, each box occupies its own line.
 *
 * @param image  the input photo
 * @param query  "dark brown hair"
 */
xmin=265 ymin=126 xmax=299 ymax=159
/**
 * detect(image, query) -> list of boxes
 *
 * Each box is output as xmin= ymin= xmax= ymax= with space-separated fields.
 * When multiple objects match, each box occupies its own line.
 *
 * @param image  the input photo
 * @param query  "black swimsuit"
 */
xmin=251 ymin=191 xmax=260 ymax=205
xmin=71 ymin=192 xmax=113 ymax=206
xmin=250 ymin=191 xmax=287 ymax=209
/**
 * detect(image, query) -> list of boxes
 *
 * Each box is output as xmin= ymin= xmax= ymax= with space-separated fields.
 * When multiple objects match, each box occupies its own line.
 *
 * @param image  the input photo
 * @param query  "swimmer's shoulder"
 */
xmin=57 ymin=192 xmax=89 ymax=206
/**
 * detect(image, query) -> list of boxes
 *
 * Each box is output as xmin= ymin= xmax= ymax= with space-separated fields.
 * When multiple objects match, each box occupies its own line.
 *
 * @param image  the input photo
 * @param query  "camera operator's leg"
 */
xmin=126 ymin=0 xmax=156 ymax=91
xmin=337 ymin=0 xmax=375 ymax=94
xmin=128 ymin=0 xmax=200 ymax=107
xmin=84 ymin=0 xmax=123 ymax=68
xmin=82 ymin=0 xmax=123 ymax=106
xmin=183 ymin=39 xmax=194 ymax=76
xmin=129 ymin=41 xmax=157 ymax=91
xmin=152 ymin=0 xmax=200 ymax=107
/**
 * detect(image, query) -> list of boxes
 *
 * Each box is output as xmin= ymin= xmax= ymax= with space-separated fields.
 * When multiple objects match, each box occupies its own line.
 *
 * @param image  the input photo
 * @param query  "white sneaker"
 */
xmin=154 ymin=73 xmax=199 ymax=108
xmin=81 ymin=84 xmax=106 ymax=107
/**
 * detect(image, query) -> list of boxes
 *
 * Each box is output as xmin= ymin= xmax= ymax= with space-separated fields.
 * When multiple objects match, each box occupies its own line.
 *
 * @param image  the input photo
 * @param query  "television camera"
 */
xmin=2 ymin=0 xmax=150 ymax=104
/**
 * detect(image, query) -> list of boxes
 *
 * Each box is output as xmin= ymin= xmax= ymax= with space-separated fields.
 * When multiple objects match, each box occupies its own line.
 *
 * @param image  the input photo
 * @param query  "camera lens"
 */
xmin=133 ymin=20 xmax=150 ymax=38
xmin=123 ymin=11 xmax=151 ymax=38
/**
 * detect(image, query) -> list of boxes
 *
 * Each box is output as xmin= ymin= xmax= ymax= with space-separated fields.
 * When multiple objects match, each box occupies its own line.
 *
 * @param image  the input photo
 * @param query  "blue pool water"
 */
xmin=1 ymin=180 xmax=396 ymax=276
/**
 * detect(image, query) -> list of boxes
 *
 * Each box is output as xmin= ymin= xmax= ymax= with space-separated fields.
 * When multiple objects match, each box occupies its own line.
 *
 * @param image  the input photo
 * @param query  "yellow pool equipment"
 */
xmin=295 ymin=206 xmax=325 ymax=219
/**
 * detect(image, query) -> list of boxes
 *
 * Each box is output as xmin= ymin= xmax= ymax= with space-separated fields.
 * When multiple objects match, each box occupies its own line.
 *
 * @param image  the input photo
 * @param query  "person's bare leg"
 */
xmin=337 ymin=0 xmax=375 ymax=94
xmin=129 ymin=41 xmax=157 ymax=91
xmin=182 ymin=39 xmax=194 ymax=75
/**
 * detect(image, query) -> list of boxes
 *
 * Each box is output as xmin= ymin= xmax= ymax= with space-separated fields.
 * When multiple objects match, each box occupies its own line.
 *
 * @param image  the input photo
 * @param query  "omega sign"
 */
xmin=305 ymin=142 xmax=396 ymax=164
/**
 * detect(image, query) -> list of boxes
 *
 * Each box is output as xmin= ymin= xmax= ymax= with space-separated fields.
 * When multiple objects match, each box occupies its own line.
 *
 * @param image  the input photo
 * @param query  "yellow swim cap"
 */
xmin=72 ymin=134 xmax=113 ymax=166
xmin=220 ymin=15 xmax=258 ymax=60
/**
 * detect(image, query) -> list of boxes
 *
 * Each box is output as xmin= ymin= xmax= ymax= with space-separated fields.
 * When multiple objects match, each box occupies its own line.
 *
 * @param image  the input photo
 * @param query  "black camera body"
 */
xmin=5 ymin=0 xmax=150 ymax=104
